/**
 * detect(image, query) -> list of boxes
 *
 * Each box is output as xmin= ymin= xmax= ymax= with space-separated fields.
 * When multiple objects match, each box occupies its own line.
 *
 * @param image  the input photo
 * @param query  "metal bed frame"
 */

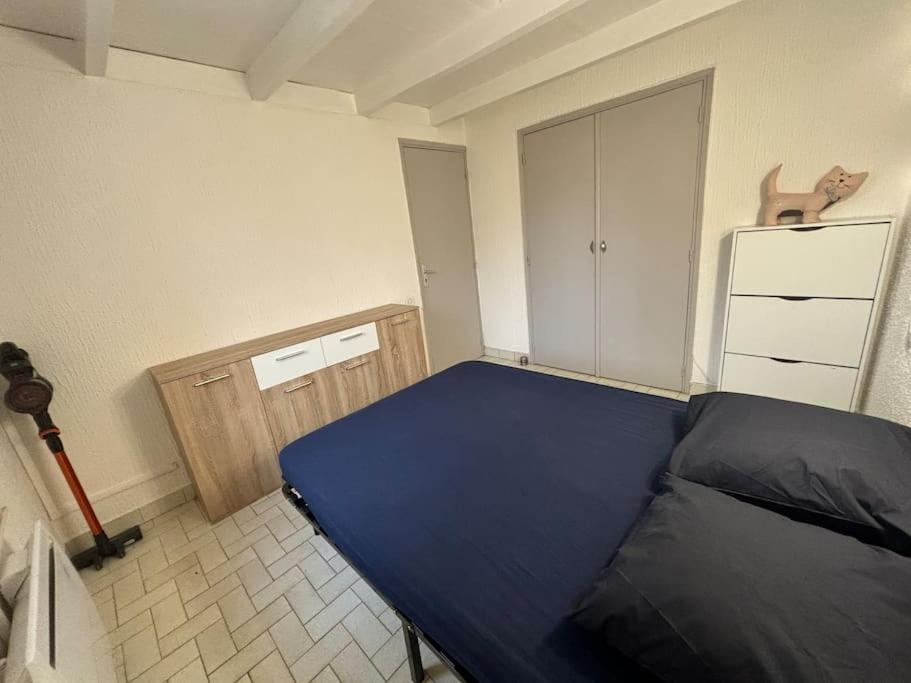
xmin=282 ymin=482 xmax=477 ymax=683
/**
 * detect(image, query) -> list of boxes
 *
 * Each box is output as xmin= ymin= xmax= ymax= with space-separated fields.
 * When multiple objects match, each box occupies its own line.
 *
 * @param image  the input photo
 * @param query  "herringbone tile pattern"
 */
xmin=81 ymin=357 xmax=693 ymax=681
xmin=81 ymin=490 xmax=457 ymax=682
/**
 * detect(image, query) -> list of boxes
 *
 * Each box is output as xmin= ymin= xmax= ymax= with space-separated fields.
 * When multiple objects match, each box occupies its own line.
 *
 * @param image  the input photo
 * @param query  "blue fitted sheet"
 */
xmin=279 ymin=361 xmax=687 ymax=682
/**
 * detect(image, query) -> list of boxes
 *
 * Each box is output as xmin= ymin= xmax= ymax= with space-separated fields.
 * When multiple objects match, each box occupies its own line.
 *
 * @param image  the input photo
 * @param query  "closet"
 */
xmin=522 ymin=75 xmax=709 ymax=392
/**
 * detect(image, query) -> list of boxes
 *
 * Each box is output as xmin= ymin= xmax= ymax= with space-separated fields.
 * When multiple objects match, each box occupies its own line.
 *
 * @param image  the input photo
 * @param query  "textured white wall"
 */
xmin=0 ymin=29 xmax=464 ymax=538
xmin=0 ymin=429 xmax=49 ymax=551
xmin=464 ymin=0 xmax=911 ymax=409
xmin=864 ymin=191 xmax=911 ymax=424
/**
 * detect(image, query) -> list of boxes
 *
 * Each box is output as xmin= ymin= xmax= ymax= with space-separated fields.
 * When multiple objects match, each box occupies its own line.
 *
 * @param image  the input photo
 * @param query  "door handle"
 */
xmin=599 ymin=241 xmax=607 ymax=253
xmin=589 ymin=240 xmax=594 ymax=254
xmin=421 ymin=263 xmax=436 ymax=288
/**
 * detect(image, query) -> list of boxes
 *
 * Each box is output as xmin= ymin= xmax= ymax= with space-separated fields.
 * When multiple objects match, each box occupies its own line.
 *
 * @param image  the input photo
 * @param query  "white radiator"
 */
xmin=2 ymin=522 xmax=114 ymax=683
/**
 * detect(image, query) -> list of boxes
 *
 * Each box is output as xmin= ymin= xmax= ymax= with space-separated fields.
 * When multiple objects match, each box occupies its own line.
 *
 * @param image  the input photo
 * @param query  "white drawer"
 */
xmin=721 ymin=353 xmax=857 ymax=411
xmin=251 ymin=338 xmax=326 ymax=390
xmin=731 ymin=223 xmax=889 ymax=298
xmin=725 ymin=296 xmax=872 ymax=367
xmin=321 ymin=323 xmax=379 ymax=366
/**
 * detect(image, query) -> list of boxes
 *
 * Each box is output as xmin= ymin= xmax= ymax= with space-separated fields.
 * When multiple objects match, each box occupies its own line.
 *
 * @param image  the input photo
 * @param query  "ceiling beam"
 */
xmin=246 ymin=0 xmax=376 ymax=102
xmin=355 ymin=0 xmax=590 ymax=116
xmin=429 ymin=0 xmax=746 ymax=124
xmin=81 ymin=0 xmax=114 ymax=76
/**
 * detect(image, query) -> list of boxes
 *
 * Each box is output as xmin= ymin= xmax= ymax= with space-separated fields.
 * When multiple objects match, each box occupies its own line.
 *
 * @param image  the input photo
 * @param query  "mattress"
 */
xmin=279 ymin=361 xmax=687 ymax=682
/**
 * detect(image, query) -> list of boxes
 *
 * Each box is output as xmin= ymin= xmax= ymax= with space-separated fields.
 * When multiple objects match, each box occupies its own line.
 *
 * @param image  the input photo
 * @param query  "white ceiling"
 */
xmin=397 ymin=0 xmax=653 ymax=107
xmin=291 ymin=0 xmax=504 ymax=94
xmin=0 ymin=0 xmax=687 ymax=114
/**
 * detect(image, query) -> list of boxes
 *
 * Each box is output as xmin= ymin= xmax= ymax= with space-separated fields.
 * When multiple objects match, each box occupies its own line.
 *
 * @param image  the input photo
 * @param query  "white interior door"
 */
xmin=522 ymin=115 xmax=596 ymax=374
xmin=401 ymin=143 xmax=483 ymax=373
xmin=598 ymin=82 xmax=704 ymax=391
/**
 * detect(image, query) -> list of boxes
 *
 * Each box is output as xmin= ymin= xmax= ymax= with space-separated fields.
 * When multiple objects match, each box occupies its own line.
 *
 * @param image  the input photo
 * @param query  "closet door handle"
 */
xmin=599 ymin=241 xmax=607 ymax=253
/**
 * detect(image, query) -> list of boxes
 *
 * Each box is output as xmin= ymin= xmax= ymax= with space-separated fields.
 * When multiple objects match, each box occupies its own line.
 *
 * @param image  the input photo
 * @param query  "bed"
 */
xmin=279 ymin=360 xmax=686 ymax=682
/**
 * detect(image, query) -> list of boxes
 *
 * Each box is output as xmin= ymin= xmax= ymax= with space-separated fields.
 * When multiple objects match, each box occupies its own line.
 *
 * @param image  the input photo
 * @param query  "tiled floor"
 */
xmin=80 ymin=356 xmax=697 ymax=683
xmin=81 ymin=491 xmax=457 ymax=683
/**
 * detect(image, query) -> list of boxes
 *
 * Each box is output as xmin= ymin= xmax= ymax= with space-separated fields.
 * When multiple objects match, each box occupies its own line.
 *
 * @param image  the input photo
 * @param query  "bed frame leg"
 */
xmin=402 ymin=621 xmax=424 ymax=683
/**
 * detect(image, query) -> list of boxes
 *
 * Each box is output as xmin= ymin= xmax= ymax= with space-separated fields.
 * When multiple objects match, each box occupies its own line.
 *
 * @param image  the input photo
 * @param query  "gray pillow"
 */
xmin=572 ymin=474 xmax=911 ymax=682
xmin=667 ymin=392 xmax=911 ymax=554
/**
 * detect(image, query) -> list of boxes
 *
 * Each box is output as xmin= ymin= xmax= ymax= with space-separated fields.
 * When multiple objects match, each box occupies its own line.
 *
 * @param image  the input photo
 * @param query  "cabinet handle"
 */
xmin=193 ymin=373 xmax=230 ymax=387
xmin=275 ymin=349 xmax=308 ymax=361
xmin=769 ymin=357 xmax=801 ymax=364
xmin=391 ymin=318 xmax=412 ymax=326
xmin=344 ymin=358 xmax=370 ymax=371
xmin=789 ymin=226 xmax=825 ymax=232
xmin=777 ymin=296 xmax=813 ymax=301
xmin=284 ymin=379 xmax=313 ymax=393
xmin=339 ymin=332 xmax=364 ymax=342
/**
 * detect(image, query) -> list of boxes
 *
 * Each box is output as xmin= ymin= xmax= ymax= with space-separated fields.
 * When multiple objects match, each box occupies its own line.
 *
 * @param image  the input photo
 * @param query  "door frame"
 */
xmin=398 ymin=138 xmax=484 ymax=371
xmin=517 ymin=69 xmax=714 ymax=392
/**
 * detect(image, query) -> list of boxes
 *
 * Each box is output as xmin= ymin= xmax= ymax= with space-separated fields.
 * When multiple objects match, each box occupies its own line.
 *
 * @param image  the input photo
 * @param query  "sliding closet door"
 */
xmin=598 ymin=82 xmax=703 ymax=391
xmin=523 ymin=115 xmax=596 ymax=374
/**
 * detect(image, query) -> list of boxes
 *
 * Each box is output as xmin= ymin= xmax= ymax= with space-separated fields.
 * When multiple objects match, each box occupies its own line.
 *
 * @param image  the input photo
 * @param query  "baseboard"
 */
xmin=483 ymin=347 xmax=529 ymax=363
xmin=64 ymin=484 xmax=195 ymax=555
xmin=688 ymin=382 xmax=717 ymax=396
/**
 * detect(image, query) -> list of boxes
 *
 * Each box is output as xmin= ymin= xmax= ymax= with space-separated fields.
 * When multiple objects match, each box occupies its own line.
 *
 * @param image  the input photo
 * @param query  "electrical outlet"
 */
xmin=406 ymin=296 xmax=416 ymax=305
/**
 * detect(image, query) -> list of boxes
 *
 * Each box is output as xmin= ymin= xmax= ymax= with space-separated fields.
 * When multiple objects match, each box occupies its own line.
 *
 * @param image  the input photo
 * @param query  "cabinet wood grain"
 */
xmin=159 ymin=360 xmax=279 ymax=521
xmin=377 ymin=310 xmax=428 ymax=393
xmin=151 ymin=305 xmax=428 ymax=521
xmin=261 ymin=367 xmax=342 ymax=450
xmin=330 ymin=351 xmax=386 ymax=415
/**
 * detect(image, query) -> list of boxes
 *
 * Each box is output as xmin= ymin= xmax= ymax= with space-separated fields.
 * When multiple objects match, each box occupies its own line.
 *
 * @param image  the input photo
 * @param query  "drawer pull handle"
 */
xmin=275 ymin=349 xmax=308 ymax=362
xmin=770 ymin=357 xmax=801 ymax=364
xmin=344 ymin=358 xmax=370 ymax=371
xmin=777 ymin=296 xmax=813 ymax=301
xmin=339 ymin=332 xmax=364 ymax=342
xmin=391 ymin=318 xmax=412 ymax=326
xmin=789 ymin=226 xmax=825 ymax=232
xmin=284 ymin=379 xmax=313 ymax=393
xmin=194 ymin=373 xmax=230 ymax=387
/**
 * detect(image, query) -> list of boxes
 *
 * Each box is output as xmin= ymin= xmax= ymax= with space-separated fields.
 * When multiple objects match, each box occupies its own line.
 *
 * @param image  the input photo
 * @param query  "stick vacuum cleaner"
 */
xmin=0 ymin=342 xmax=142 ymax=570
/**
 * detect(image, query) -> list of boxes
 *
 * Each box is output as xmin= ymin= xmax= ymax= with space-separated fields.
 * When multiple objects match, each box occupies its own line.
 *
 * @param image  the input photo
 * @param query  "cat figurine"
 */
xmin=761 ymin=164 xmax=868 ymax=226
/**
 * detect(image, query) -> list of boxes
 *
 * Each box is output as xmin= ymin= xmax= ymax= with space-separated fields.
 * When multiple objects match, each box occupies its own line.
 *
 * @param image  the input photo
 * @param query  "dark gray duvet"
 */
xmin=573 ymin=474 xmax=911 ymax=682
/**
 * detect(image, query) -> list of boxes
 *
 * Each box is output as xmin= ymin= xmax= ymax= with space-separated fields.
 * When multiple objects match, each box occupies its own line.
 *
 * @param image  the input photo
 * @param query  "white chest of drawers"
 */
xmin=719 ymin=218 xmax=895 ymax=411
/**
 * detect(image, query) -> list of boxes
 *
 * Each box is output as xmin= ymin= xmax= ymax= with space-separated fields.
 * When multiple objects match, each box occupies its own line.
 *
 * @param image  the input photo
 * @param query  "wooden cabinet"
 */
xmin=260 ymin=367 xmax=341 ymax=450
xmin=158 ymin=360 xmax=279 ymax=521
xmin=151 ymin=305 xmax=429 ymax=521
xmin=377 ymin=310 xmax=428 ymax=393
xmin=330 ymin=351 xmax=386 ymax=414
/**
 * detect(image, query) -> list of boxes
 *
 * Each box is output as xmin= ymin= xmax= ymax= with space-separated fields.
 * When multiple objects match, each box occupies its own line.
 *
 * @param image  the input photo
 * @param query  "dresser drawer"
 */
xmin=251 ymin=338 xmax=327 ymax=390
xmin=721 ymin=353 xmax=857 ymax=411
xmin=731 ymin=223 xmax=889 ymax=298
xmin=725 ymin=296 xmax=873 ymax=367
xmin=321 ymin=322 xmax=379 ymax=366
